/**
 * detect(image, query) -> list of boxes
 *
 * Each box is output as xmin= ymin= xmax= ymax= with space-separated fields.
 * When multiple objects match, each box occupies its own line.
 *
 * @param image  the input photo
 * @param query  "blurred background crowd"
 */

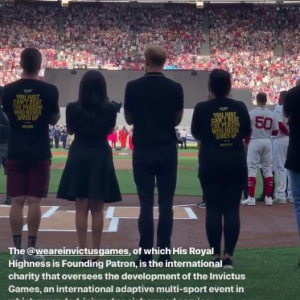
xmin=0 ymin=2 xmax=299 ymax=104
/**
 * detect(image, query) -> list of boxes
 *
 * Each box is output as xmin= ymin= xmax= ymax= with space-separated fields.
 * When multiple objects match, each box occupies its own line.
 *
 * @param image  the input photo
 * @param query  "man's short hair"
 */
xmin=279 ymin=90 xmax=288 ymax=101
xmin=144 ymin=45 xmax=167 ymax=67
xmin=256 ymin=92 xmax=267 ymax=104
xmin=20 ymin=48 xmax=42 ymax=74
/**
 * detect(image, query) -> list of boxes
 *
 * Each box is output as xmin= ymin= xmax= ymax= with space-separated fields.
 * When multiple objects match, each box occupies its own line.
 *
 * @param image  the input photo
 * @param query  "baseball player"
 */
xmin=242 ymin=92 xmax=279 ymax=206
xmin=273 ymin=91 xmax=293 ymax=203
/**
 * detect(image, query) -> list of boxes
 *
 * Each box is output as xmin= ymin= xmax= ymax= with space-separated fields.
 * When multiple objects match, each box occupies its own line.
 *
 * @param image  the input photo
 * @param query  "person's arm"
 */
xmin=49 ymin=86 xmax=61 ymax=125
xmin=283 ymin=88 xmax=294 ymax=118
xmin=124 ymin=82 xmax=133 ymax=125
xmin=65 ymin=103 xmax=74 ymax=135
xmin=175 ymin=84 xmax=184 ymax=126
xmin=240 ymin=102 xmax=251 ymax=138
xmin=240 ymin=102 xmax=251 ymax=146
xmin=2 ymin=87 xmax=13 ymax=120
xmin=191 ymin=102 xmax=202 ymax=141
xmin=271 ymin=113 xmax=279 ymax=137
xmin=197 ymin=141 xmax=201 ymax=156
xmin=107 ymin=104 xmax=117 ymax=134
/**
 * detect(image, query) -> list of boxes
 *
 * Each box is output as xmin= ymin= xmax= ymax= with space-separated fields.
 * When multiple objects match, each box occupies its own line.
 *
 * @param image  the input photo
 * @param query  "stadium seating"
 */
xmin=0 ymin=3 xmax=299 ymax=104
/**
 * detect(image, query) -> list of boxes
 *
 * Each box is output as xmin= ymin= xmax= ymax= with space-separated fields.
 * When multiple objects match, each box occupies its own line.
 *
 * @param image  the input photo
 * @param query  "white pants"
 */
xmin=247 ymin=139 xmax=273 ymax=178
xmin=271 ymin=138 xmax=276 ymax=173
xmin=274 ymin=138 xmax=292 ymax=199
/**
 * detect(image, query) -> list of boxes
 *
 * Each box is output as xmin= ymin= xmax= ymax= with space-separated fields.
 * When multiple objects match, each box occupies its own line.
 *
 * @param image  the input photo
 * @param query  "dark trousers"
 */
xmin=200 ymin=168 xmax=245 ymax=256
xmin=133 ymin=143 xmax=177 ymax=252
xmin=62 ymin=139 xmax=67 ymax=148
xmin=181 ymin=137 xmax=187 ymax=149
xmin=54 ymin=138 xmax=59 ymax=148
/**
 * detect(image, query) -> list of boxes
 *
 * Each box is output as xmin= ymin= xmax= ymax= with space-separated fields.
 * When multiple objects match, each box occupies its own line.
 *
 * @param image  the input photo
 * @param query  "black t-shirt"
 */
xmin=191 ymin=97 xmax=251 ymax=172
xmin=66 ymin=101 xmax=117 ymax=145
xmin=124 ymin=72 xmax=184 ymax=149
xmin=2 ymin=79 xmax=59 ymax=161
xmin=283 ymin=86 xmax=300 ymax=172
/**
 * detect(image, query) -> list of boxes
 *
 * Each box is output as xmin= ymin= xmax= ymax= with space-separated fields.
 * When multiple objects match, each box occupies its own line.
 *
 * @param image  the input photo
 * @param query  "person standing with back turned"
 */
xmin=283 ymin=83 xmax=300 ymax=266
xmin=273 ymin=91 xmax=293 ymax=204
xmin=191 ymin=69 xmax=251 ymax=269
xmin=242 ymin=93 xmax=279 ymax=206
xmin=2 ymin=48 xmax=60 ymax=261
xmin=124 ymin=45 xmax=184 ymax=265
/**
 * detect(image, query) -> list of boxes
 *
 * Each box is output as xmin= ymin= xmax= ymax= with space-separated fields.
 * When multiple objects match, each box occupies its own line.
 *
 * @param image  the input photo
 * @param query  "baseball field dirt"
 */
xmin=0 ymin=194 xmax=297 ymax=251
xmin=1 ymin=150 xmax=295 ymax=252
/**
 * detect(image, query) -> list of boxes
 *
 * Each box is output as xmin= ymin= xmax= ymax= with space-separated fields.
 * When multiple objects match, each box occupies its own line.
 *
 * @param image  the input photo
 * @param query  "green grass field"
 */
xmin=0 ymin=148 xmax=296 ymax=300
xmin=1 ymin=248 xmax=299 ymax=300
xmin=0 ymin=148 xmax=264 ymax=197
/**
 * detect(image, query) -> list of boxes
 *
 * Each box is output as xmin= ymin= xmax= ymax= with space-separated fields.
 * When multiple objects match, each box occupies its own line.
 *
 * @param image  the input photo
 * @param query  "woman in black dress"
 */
xmin=57 ymin=70 xmax=122 ymax=260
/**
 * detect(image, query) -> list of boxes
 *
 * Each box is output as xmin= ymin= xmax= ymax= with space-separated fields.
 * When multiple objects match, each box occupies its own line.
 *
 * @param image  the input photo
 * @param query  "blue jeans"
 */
xmin=288 ymin=170 xmax=300 ymax=235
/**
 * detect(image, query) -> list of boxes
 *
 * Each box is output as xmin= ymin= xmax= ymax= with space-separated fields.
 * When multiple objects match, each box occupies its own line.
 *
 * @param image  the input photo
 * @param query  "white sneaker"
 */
xmin=24 ymin=253 xmax=45 ymax=262
xmin=265 ymin=196 xmax=273 ymax=206
xmin=287 ymin=198 xmax=294 ymax=203
xmin=241 ymin=197 xmax=255 ymax=206
xmin=12 ymin=254 xmax=24 ymax=262
xmin=273 ymin=198 xmax=287 ymax=204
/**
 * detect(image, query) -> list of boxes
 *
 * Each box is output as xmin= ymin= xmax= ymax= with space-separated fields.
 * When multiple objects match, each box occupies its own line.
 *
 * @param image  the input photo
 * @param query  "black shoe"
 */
xmin=158 ymin=255 xmax=173 ymax=266
xmin=197 ymin=201 xmax=206 ymax=208
xmin=135 ymin=255 xmax=152 ymax=267
xmin=222 ymin=258 xmax=233 ymax=269
xmin=3 ymin=197 xmax=12 ymax=205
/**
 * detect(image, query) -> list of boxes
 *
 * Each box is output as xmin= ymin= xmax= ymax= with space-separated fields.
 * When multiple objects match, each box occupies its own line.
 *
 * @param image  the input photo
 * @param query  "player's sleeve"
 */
xmin=273 ymin=108 xmax=282 ymax=123
xmin=271 ymin=112 xmax=279 ymax=136
xmin=273 ymin=108 xmax=288 ymax=135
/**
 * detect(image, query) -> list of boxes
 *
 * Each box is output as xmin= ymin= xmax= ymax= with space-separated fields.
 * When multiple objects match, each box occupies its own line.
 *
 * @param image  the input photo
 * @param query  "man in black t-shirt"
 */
xmin=124 ymin=44 xmax=184 ymax=265
xmin=2 ymin=48 xmax=60 ymax=261
xmin=283 ymin=85 xmax=300 ymax=266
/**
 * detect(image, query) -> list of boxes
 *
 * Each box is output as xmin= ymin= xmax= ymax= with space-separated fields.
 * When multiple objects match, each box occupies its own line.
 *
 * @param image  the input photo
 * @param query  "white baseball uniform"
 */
xmin=273 ymin=105 xmax=292 ymax=199
xmin=247 ymin=107 xmax=279 ymax=178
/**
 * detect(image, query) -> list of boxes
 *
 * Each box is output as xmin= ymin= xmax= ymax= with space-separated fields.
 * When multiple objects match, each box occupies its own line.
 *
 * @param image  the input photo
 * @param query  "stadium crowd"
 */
xmin=0 ymin=3 xmax=300 ymax=103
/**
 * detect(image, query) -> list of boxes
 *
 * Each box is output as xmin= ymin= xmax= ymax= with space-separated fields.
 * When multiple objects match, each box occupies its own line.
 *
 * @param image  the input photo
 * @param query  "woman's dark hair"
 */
xmin=208 ymin=69 xmax=231 ymax=98
xmin=78 ymin=70 xmax=109 ymax=132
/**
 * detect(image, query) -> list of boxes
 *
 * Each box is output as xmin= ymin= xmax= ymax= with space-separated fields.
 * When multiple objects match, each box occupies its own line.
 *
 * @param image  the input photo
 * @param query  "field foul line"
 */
xmin=174 ymin=204 xmax=197 ymax=207
xmin=42 ymin=206 xmax=59 ymax=218
xmin=106 ymin=207 xmax=115 ymax=218
xmin=185 ymin=207 xmax=198 ymax=219
xmin=23 ymin=218 xmax=120 ymax=233
xmin=0 ymin=206 xmax=59 ymax=220
xmin=22 ymin=206 xmax=59 ymax=231
xmin=105 ymin=206 xmax=198 ymax=220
